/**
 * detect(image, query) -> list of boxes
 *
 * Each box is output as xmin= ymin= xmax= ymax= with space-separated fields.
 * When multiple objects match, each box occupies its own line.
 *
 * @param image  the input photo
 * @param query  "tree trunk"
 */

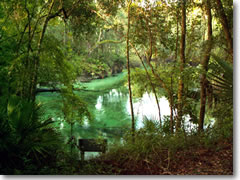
xmin=144 ymin=9 xmax=162 ymax=127
xmin=169 ymin=92 xmax=174 ymax=134
xmin=153 ymin=90 xmax=162 ymax=127
xmin=126 ymin=0 xmax=135 ymax=142
xmin=29 ymin=0 xmax=56 ymax=102
xmin=215 ymin=0 xmax=233 ymax=60
xmin=176 ymin=0 xmax=186 ymax=132
xmin=70 ymin=122 xmax=73 ymax=155
xmin=199 ymin=0 xmax=213 ymax=132
xmin=170 ymin=9 xmax=179 ymax=134
xmin=175 ymin=9 xmax=179 ymax=61
xmin=130 ymin=44 xmax=162 ymax=128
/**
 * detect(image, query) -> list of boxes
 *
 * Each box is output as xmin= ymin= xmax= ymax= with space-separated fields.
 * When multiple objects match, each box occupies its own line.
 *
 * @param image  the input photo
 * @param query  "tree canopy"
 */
xmin=0 ymin=0 xmax=233 ymax=175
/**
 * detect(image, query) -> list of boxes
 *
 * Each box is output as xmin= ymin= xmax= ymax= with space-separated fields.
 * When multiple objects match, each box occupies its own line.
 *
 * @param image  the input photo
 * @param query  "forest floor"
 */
xmin=77 ymin=138 xmax=233 ymax=175
xmin=165 ymin=140 xmax=233 ymax=175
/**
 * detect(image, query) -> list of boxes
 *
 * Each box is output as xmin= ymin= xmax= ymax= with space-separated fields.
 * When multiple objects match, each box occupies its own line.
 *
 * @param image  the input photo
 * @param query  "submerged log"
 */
xmin=36 ymin=87 xmax=102 ymax=94
xmin=36 ymin=88 xmax=60 ymax=94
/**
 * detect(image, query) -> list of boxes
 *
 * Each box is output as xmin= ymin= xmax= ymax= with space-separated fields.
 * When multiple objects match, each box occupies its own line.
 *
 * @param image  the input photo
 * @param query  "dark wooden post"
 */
xmin=81 ymin=151 xmax=85 ymax=162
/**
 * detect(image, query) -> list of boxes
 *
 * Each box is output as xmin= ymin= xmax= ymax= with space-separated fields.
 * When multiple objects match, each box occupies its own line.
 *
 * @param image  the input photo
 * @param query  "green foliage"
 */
xmin=161 ymin=115 xmax=175 ymax=135
xmin=80 ymin=57 xmax=110 ymax=78
xmin=208 ymin=54 xmax=233 ymax=137
xmin=131 ymin=67 xmax=165 ymax=98
xmin=39 ymin=34 xmax=76 ymax=87
xmin=98 ymin=0 xmax=126 ymax=16
xmin=70 ymin=0 xmax=100 ymax=35
xmin=131 ymin=68 xmax=152 ymax=97
xmin=210 ymin=103 xmax=233 ymax=139
xmin=78 ymin=117 xmax=231 ymax=175
xmin=209 ymin=54 xmax=233 ymax=103
xmin=0 ymin=96 xmax=63 ymax=174
xmin=61 ymin=90 xmax=91 ymax=126
xmin=0 ymin=0 xmax=233 ymax=175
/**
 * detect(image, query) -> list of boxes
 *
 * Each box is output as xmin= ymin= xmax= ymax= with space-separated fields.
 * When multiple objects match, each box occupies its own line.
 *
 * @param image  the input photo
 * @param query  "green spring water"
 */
xmin=37 ymin=73 xmax=132 ymax=157
xmin=36 ymin=72 xmax=212 ymax=159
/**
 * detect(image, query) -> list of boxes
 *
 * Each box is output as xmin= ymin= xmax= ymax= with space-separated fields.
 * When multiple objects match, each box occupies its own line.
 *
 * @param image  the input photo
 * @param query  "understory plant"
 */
xmin=0 ymin=95 xmax=63 ymax=174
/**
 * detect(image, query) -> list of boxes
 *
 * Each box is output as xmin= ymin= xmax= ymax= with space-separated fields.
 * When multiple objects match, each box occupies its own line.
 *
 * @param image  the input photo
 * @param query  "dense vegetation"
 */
xmin=0 ymin=0 xmax=233 ymax=175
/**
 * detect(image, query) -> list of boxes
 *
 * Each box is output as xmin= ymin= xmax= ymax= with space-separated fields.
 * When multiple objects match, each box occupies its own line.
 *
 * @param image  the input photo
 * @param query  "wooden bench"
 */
xmin=78 ymin=139 xmax=107 ymax=161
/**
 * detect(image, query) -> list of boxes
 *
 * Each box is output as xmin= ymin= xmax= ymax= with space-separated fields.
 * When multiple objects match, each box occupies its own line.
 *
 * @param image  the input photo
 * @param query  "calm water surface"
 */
xmin=37 ymin=72 xmax=210 ymax=158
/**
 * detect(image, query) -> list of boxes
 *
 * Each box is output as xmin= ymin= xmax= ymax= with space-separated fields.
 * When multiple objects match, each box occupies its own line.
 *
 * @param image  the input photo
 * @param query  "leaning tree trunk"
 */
xmin=29 ymin=0 xmax=56 ymax=102
xmin=215 ymin=0 xmax=233 ymax=60
xmin=144 ymin=10 xmax=162 ymax=127
xmin=130 ymin=44 xmax=162 ymax=128
xmin=126 ymin=0 xmax=135 ymax=142
xmin=142 ymin=13 xmax=173 ymax=132
xmin=176 ymin=0 xmax=186 ymax=132
xmin=199 ymin=0 xmax=213 ymax=132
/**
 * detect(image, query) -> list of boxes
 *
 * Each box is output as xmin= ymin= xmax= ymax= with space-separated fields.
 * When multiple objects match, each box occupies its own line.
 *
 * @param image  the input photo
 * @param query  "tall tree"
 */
xmin=198 ymin=0 xmax=213 ymax=132
xmin=30 ymin=0 xmax=56 ymax=101
xmin=126 ymin=0 xmax=135 ymax=142
xmin=215 ymin=0 xmax=233 ymax=60
xmin=176 ymin=0 xmax=186 ymax=132
xmin=171 ymin=7 xmax=179 ymax=134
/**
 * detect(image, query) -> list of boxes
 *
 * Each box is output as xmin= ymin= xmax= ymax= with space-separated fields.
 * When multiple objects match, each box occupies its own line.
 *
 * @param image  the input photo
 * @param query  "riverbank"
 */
xmin=74 ymin=131 xmax=233 ymax=175
xmin=93 ymin=141 xmax=232 ymax=175
xmin=12 ymin=128 xmax=232 ymax=175
xmin=34 ymin=72 xmax=232 ymax=175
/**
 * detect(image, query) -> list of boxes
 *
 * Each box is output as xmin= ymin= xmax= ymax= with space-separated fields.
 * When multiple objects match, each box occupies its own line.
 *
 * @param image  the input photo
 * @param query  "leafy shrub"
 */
xmin=0 ymin=95 xmax=63 ymax=174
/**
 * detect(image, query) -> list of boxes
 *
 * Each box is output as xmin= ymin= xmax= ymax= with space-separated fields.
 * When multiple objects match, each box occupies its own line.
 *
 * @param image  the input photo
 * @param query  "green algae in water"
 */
xmin=37 ymin=73 xmax=131 ymax=145
xmin=38 ymin=72 xmax=197 ymax=159
xmin=75 ymin=72 xmax=127 ymax=91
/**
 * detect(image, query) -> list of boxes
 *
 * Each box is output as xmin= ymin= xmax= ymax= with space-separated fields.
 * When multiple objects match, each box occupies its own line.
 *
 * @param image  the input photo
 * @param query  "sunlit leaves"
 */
xmin=70 ymin=0 xmax=100 ymax=36
xmin=61 ymin=90 xmax=91 ymax=126
xmin=97 ymin=0 xmax=126 ymax=16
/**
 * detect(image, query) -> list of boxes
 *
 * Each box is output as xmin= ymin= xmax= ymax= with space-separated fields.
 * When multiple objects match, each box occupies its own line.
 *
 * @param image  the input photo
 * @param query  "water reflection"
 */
xmin=95 ymin=96 xmax=103 ymax=110
xmin=92 ymin=88 xmax=173 ymax=130
xmin=126 ymin=92 xmax=171 ymax=128
xmin=37 ymin=73 xmax=214 ymax=159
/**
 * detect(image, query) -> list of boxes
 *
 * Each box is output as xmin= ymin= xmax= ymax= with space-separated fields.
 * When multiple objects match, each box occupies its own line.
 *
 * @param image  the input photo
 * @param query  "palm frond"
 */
xmin=5 ymin=95 xmax=63 ymax=164
xmin=209 ymin=54 xmax=233 ymax=104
